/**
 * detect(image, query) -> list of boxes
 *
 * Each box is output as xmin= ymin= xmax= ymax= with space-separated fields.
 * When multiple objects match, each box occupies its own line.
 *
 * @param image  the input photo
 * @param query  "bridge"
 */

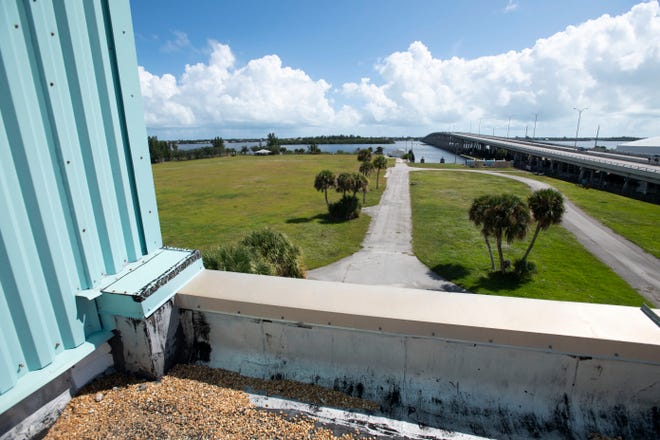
xmin=422 ymin=132 xmax=660 ymax=202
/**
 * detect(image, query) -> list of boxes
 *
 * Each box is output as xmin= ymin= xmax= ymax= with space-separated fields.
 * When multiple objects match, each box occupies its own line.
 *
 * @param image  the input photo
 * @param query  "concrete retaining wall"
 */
xmin=181 ymin=311 xmax=659 ymax=439
xmin=176 ymin=270 xmax=660 ymax=439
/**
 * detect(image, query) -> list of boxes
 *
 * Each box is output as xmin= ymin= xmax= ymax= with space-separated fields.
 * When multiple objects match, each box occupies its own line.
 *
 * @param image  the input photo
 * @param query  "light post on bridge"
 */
xmin=573 ymin=107 xmax=588 ymax=148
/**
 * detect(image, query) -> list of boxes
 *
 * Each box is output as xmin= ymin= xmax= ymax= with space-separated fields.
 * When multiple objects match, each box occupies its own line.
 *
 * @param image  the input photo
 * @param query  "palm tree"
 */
xmin=357 ymin=174 xmax=369 ymax=204
xmin=373 ymin=155 xmax=387 ymax=189
xmin=489 ymin=194 xmax=530 ymax=272
xmin=349 ymin=173 xmax=369 ymax=203
xmin=314 ymin=170 xmax=336 ymax=207
xmin=357 ymin=148 xmax=372 ymax=163
xmin=522 ymin=188 xmax=565 ymax=265
xmin=469 ymin=195 xmax=496 ymax=271
xmin=359 ymin=160 xmax=374 ymax=177
xmin=336 ymin=172 xmax=354 ymax=197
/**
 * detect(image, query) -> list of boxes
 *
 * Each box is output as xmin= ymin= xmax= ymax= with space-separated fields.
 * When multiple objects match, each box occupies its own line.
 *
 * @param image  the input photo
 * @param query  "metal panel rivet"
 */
xmin=50 ymin=82 xmax=54 ymax=87
xmin=66 ymin=160 xmax=70 ymax=164
xmin=14 ymin=24 xmax=19 ymax=29
xmin=18 ymin=363 xmax=24 ymax=369
xmin=82 ymin=228 xmax=86 ymax=232
xmin=55 ymin=342 xmax=61 ymax=348
xmin=51 ymin=32 xmax=55 ymax=36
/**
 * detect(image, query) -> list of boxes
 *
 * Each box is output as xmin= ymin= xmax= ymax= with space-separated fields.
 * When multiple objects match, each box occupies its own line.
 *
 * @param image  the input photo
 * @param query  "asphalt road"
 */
xmin=470 ymin=170 xmax=660 ymax=306
xmin=309 ymin=161 xmax=660 ymax=306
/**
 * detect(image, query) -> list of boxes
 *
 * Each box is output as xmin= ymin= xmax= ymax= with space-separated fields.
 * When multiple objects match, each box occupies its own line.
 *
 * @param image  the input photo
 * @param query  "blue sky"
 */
xmin=130 ymin=1 xmax=660 ymax=139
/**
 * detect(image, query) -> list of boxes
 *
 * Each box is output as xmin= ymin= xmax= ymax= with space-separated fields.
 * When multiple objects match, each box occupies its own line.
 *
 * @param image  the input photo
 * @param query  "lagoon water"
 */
xmin=177 ymin=140 xmax=464 ymax=164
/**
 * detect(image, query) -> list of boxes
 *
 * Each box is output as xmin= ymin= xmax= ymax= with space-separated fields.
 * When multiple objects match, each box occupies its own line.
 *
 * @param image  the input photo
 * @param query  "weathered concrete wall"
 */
xmin=109 ymin=298 xmax=184 ymax=379
xmin=181 ymin=311 xmax=659 ymax=439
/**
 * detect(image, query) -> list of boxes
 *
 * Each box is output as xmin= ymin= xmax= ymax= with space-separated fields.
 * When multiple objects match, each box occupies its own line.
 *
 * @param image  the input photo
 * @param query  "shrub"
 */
xmin=240 ymin=228 xmax=305 ymax=278
xmin=203 ymin=245 xmax=274 ymax=275
xmin=328 ymin=195 xmax=361 ymax=220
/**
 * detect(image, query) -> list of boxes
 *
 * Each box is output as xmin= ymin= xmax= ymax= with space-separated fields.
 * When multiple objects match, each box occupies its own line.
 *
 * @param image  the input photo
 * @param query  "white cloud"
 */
xmin=139 ymin=40 xmax=354 ymax=135
xmin=341 ymin=1 xmax=660 ymax=137
xmin=504 ymin=0 xmax=519 ymax=13
xmin=140 ymin=2 xmax=660 ymax=138
xmin=160 ymin=30 xmax=192 ymax=53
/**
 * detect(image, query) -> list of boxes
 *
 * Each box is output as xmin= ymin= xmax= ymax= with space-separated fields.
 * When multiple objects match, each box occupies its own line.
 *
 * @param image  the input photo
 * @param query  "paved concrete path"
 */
xmin=308 ymin=160 xmax=465 ymax=292
xmin=412 ymin=168 xmax=660 ymax=306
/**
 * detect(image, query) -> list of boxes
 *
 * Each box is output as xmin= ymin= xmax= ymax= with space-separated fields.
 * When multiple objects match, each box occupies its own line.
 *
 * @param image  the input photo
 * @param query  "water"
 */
xmin=307 ymin=141 xmax=464 ymax=164
xmin=177 ymin=142 xmax=213 ymax=151
xmin=177 ymin=140 xmax=464 ymax=163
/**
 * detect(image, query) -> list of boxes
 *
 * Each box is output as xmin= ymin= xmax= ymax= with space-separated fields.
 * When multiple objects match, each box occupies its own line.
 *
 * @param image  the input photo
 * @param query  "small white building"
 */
xmin=616 ymin=136 xmax=660 ymax=157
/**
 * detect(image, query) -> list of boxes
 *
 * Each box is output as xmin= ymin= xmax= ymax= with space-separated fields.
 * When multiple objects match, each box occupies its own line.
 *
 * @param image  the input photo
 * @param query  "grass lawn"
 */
xmin=409 ymin=170 xmax=646 ymax=305
xmin=152 ymin=155 xmax=388 ymax=270
xmin=500 ymin=171 xmax=660 ymax=259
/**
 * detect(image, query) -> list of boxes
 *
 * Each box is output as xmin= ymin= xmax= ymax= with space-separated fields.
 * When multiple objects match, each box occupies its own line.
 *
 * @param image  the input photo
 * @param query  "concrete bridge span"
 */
xmin=422 ymin=132 xmax=660 ymax=202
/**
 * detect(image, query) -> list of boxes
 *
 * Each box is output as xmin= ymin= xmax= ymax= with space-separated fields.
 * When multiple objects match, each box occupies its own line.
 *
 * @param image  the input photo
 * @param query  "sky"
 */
xmin=130 ymin=0 xmax=660 ymax=140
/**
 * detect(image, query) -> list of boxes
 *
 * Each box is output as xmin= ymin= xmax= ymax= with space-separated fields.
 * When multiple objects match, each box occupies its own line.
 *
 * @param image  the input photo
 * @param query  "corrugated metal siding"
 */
xmin=0 ymin=0 xmax=161 ymax=394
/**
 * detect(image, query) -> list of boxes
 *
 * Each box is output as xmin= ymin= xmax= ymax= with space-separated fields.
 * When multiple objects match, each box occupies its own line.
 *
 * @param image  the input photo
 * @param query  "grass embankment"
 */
xmin=152 ymin=155 xmax=387 ymax=270
xmin=502 ymin=171 xmax=660 ymax=259
xmin=410 ymin=170 xmax=646 ymax=305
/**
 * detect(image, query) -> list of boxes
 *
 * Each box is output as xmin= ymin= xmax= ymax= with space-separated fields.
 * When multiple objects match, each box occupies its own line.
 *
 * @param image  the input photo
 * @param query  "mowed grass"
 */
xmin=152 ymin=155 xmax=388 ymax=269
xmin=501 ymin=171 xmax=660 ymax=259
xmin=410 ymin=170 xmax=646 ymax=305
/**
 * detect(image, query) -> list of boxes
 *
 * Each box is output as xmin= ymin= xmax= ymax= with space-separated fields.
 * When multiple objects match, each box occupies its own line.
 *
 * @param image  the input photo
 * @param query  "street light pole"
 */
xmin=573 ymin=107 xmax=588 ymax=148
xmin=533 ymin=113 xmax=538 ymax=139
xmin=506 ymin=117 xmax=511 ymax=138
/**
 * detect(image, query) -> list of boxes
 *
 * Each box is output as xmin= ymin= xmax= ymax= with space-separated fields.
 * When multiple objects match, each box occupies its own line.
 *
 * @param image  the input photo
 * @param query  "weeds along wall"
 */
xmin=0 ymin=0 xmax=161 ymax=399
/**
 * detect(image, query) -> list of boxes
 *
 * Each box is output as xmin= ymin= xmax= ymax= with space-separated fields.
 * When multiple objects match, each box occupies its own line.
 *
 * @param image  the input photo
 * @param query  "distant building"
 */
xmin=616 ymin=136 xmax=660 ymax=157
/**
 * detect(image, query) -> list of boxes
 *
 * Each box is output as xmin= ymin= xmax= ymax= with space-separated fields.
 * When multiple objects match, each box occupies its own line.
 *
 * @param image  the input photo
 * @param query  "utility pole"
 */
xmin=506 ymin=117 xmax=511 ymax=138
xmin=573 ymin=107 xmax=588 ymax=148
xmin=533 ymin=113 xmax=538 ymax=139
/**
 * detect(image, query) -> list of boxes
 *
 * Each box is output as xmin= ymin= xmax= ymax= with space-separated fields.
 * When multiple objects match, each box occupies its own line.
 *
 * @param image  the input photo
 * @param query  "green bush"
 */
xmin=328 ymin=196 xmax=361 ymax=220
xmin=240 ymin=229 xmax=306 ymax=278
xmin=203 ymin=245 xmax=274 ymax=275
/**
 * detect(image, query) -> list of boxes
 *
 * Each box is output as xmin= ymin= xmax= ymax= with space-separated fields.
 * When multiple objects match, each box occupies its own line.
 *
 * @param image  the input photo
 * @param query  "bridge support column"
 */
xmin=637 ymin=180 xmax=648 ymax=194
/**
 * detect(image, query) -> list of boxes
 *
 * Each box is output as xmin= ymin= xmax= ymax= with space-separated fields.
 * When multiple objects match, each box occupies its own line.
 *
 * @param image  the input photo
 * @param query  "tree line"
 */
xmin=280 ymin=135 xmax=395 ymax=145
xmin=148 ymin=136 xmax=232 ymax=163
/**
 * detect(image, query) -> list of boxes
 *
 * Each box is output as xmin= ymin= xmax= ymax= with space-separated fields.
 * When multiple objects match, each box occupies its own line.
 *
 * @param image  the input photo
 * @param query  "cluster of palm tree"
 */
xmin=469 ymin=188 xmax=565 ymax=273
xmin=314 ymin=170 xmax=368 ymax=203
xmin=356 ymin=148 xmax=388 ymax=189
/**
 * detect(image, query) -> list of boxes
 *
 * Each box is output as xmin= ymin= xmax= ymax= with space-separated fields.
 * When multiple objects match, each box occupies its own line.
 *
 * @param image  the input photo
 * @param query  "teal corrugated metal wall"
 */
xmin=0 ymin=0 xmax=161 ymax=394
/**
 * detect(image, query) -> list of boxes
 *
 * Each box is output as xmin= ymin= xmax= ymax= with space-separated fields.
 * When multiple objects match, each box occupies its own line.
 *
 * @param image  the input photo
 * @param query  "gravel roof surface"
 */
xmin=44 ymin=364 xmax=379 ymax=439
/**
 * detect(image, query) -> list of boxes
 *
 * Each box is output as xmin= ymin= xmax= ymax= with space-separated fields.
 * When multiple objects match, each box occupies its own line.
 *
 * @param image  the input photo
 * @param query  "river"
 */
xmin=176 ymin=140 xmax=463 ymax=164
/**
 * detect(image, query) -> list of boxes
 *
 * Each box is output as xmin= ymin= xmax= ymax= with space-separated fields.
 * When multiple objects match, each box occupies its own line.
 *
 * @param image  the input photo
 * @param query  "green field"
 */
xmin=152 ymin=155 xmax=387 ymax=270
xmin=502 ymin=171 xmax=660 ymax=259
xmin=409 ymin=170 xmax=646 ymax=305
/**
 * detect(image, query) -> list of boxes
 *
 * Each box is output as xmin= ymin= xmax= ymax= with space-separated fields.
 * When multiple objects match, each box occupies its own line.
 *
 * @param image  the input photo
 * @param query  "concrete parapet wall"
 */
xmin=177 ymin=270 xmax=660 ymax=439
